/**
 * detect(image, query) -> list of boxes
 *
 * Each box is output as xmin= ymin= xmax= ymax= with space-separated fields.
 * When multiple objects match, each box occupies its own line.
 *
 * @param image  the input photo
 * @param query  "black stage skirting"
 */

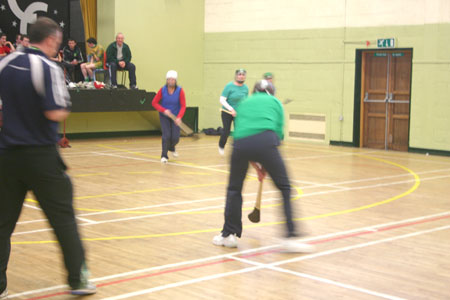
xmin=67 ymin=89 xmax=198 ymax=133
xmin=69 ymin=89 xmax=156 ymax=112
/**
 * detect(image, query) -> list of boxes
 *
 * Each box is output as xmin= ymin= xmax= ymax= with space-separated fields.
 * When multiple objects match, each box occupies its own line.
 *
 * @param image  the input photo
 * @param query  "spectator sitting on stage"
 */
xmin=0 ymin=34 xmax=15 ymax=57
xmin=49 ymin=49 xmax=62 ymax=63
xmin=13 ymin=34 xmax=21 ymax=49
xmin=106 ymin=33 xmax=138 ymax=89
xmin=16 ymin=35 xmax=30 ymax=51
xmin=48 ymin=49 xmax=72 ymax=84
xmin=80 ymin=37 xmax=104 ymax=83
xmin=62 ymin=38 xmax=84 ymax=82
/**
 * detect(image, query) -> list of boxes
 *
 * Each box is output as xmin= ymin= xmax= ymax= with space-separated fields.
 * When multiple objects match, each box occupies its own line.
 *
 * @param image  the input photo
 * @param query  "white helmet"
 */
xmin=253 ymin=79 xmax=275 ymax=95
xmin=166 ymin=70 xmax=178 ymax=79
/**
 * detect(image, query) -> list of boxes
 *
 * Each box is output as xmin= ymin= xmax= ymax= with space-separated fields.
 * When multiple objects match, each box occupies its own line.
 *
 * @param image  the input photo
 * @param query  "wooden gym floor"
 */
xmin=6 ymin=136 xmax=450 ymax=299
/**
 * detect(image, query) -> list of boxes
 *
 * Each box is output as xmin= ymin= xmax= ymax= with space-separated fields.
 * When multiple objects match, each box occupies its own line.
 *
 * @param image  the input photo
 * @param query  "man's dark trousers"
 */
xmin=0 ymin=145 xmax=86 ymax=292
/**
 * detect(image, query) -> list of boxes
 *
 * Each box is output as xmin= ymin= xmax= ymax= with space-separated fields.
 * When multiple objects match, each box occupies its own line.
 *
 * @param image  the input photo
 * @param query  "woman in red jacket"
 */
xmin=152 ymin=70 xmax=186 ymax=163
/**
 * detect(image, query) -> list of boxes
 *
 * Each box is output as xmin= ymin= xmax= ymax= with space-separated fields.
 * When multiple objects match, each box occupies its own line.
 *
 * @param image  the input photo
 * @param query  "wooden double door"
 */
xmin=361 ymin=50 xmax=412 ymax=151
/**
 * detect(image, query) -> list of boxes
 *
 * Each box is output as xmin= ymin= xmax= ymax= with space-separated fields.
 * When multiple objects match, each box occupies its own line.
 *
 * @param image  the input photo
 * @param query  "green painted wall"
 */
xmin=203 ymin=24 xmax=450 ymax=151
xmin=93 ymin=2 xmax=449 ymax=152
xmin=112 ymin=0 xmax=204 ymax=103
xmin=97 ymin=0 xmax=115 ymax=45
xmin=68 ymin=0 xmax=204 ymax=135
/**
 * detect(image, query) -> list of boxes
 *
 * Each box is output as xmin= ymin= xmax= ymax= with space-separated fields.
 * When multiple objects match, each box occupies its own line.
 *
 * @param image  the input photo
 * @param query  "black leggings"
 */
xmin=221 ymin=131 xmax=296 ymax=238
xmin=219 ymin=111 xmax=234 ymax=148
xmin=159 ymin=113 xmax=180 ymax=159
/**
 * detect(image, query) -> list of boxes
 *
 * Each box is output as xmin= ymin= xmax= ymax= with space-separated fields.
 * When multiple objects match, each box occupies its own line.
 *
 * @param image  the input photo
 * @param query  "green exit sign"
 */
xmin=377 ymin=38 xmax=395 ymax=48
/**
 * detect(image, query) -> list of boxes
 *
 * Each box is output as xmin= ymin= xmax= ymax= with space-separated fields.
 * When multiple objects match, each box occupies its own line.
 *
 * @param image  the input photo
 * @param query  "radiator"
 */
xmin=288 ymin=113 xmax=326 ymax=141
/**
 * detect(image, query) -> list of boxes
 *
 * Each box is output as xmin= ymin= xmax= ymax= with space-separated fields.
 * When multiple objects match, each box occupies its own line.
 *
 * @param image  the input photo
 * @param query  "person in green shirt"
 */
xmin=80 ymin=37 xmax=104 ymax=82
xmin=218 ymin=69 xmax=249 ymax=155
xmin=263 ymin=72 xmax=276 ymax=95
xmin=213 ymin=80 xmax=314 ymax=253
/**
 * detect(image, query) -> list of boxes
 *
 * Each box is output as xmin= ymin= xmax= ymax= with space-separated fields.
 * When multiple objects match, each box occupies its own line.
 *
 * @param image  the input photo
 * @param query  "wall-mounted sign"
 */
xmin=377 ymin=38 xmax=395 ymax=48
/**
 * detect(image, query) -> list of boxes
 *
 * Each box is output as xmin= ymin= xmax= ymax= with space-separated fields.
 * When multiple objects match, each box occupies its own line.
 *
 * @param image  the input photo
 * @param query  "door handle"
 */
xmin=388 ymin=93 xmax=410 ymax=104
xmin=363 ymin=92 xmax=389 ymax=103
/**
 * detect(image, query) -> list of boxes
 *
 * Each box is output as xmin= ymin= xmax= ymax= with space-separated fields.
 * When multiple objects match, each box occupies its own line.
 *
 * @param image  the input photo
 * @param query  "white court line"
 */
xmin=87 ymin=147 xmax=450 ymax=192
xmin=62 ymin=143 xmax=219 ymax=158
xmin=229 ymin=256 xmax=405 ymax=300
xmin=73 ymin=167 xmax=450 ymax=218
xmin=17 ymin=164 xmax=444 ymax=225
xmin=102 ymin=224 xmax=450 ymax=300
xmin=101 ymin=266 xmax=262 ymax=300
xmin=16 ymin=190 xmax=280 ymax=225
xmin=317 ymin=167 xmax=450 ymax=186
xmin=283 ymin=150 xmax=378 ymax=161
xmin=22 ymin=205 xmax=96 ymax=225
xmin=76 ymin=217 xmax=98 ymax=224
xmin=8 ymin=211 xmax=450 ymax=299
xmin=272 ymin=267 xmax=405 ymax=300
xmin=13 ymin=174 xmax=450 ymax=237
xmin=13 ymin=196 xmax=282 ymax=236
xmin=92 ymin=149 xmax=379 ymax=176
xmin=285 ymin=143 xmax=450 ymax=166
xmin=23 ymin=204 xmax=41 ymax=211
xmin=289 ymin=178 xmax=348 ymax=190
xmin=368 ymin=153 xmax=450 ymax=166
xmin=18 ymin=144 xmax=448 ymax=227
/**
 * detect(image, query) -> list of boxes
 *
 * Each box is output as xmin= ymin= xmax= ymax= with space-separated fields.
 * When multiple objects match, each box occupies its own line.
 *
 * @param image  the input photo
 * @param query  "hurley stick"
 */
xmin=166 ymin=111 xmax=194 ymax=135
xmin=248 ymin=179 xmax=263 ymax=223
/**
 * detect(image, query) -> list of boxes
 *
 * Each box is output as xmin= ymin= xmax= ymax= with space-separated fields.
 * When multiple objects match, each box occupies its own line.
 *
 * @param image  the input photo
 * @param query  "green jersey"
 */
xmin=233 ymin=92 xmax=285 ymax=141
xmin=221 ymin=82 xmax=249 ymax=110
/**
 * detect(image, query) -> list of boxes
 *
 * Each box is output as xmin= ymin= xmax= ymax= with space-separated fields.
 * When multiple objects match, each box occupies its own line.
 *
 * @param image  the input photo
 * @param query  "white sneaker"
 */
xmin=280 ymin=238 xmax=315 ymax=253
xmin=218 ymin=147 xmax=225 ymax=156
xmin=212 ymin=233 xmax=238 ymax=248
xmin=69 ymin=262 xmax=96 ymax=295
xmin=170 ymin=151 xmax=179 ymax=157
xmin=0 ymin=288 xmax=8 ymax=299
xmin=70 ymin=282 xmax=96 ymax=296
xmin=161 ymin=157 xmax=168 ymax=163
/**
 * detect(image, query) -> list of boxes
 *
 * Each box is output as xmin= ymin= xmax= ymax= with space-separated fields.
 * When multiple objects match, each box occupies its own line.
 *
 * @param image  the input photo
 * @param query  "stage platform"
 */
xmin=69 ymin=89 xmax=156 ymax=113
xmin=64 ymin=89 xmax=198 ymax=138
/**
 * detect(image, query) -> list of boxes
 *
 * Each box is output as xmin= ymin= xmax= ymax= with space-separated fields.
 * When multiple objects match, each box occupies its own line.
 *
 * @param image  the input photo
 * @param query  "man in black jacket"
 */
xmin=0 ymin=17 xmax=96 ymax=297
xmin=62 ymin=38 xmax=84 ymax=82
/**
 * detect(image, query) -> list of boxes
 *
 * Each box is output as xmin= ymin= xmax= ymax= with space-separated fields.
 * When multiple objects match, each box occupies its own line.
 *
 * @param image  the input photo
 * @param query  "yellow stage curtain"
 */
xmin=80 ymin=0 xmax=97 ymax=54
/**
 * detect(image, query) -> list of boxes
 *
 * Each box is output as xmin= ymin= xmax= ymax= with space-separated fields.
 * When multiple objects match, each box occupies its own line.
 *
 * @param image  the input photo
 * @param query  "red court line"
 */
xmin=25 ymin=259 xmax=234 ymax=300
xmin=23 ymin=214 xmax=450 ymax=299
xmin=240 ymin=214 xmax=450 ymax=259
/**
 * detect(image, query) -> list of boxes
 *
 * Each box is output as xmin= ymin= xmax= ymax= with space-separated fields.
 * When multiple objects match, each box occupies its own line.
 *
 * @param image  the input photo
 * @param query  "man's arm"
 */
xmin=44 ymin=109 xmax=69 ymax=122
xmin=62 ymin=47 xmax=71 ymax=63
xmin=106 ymin=43 xmax=117 ymax=64
xmin=77 ymin=47 xmax=84 ymax=63
xmin=6 ymin=42 xmax=15 ymax=52
xmin=124 ymin=44 xmax=132 ymax=63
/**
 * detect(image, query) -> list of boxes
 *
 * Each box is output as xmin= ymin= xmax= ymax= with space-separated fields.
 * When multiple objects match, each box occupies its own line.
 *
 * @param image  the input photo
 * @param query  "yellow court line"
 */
xmin=180 ymin=172 xmax=211 ymax=175
xmin=72 ymin=173 xmax=109 ymax=178
xmin=75 ymin=181 xmax=227 ymax=200
xmin=14 ymin=153 xmax=420 ymax=244
xmin=127 ymin=171 xmax=162 ymax=174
